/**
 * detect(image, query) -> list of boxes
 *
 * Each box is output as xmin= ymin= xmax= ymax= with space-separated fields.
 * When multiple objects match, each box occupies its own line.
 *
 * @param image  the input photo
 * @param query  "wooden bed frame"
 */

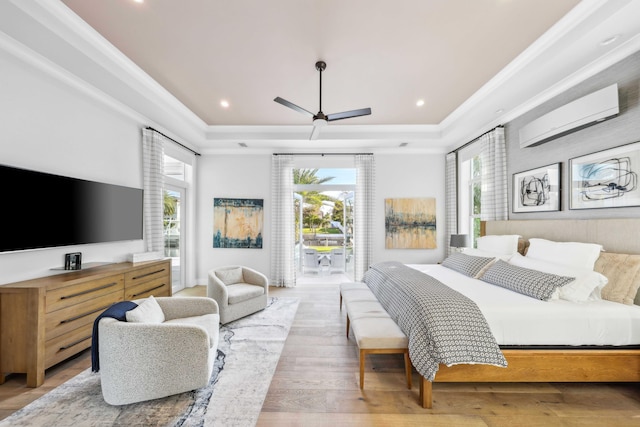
xmin=418 ymin=219 xmax=640 ymax=409
xmin=420 ymin=348 xmax=640 ymax=408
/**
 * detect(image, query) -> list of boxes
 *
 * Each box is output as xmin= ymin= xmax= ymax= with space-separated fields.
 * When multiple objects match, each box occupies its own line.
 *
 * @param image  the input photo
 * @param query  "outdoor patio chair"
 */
xmin=303 ymin=248 xmax=320 ymax=274
xmin=330 ymin=248 xmax=345 ymax=273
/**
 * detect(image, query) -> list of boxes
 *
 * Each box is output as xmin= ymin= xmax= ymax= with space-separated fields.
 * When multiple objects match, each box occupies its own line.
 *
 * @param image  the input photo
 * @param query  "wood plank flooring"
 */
xmin=260 ymin=283 xmax=640 ymax=427
xmin=0 ymin=283 xmax=639 ymax=426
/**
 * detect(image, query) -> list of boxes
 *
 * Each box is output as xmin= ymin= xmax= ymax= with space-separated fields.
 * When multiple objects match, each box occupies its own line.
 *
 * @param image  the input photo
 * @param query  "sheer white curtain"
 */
xmin=271 ymin=155 xmax=296 ymax=287
xmin=142 ymin=129 xmax=165 ymax=254
xmin=480 ymin=127 xmax=508 ymax=221
xmin=445 ymin=152 xmax=458 ymax=256
xmin=354 ymin=154 xmax=375 ymax=281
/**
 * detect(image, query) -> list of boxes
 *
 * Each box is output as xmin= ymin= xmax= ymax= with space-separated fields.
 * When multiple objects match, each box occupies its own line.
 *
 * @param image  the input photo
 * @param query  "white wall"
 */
xmin=194 ymin=152 xmax=446 ymax=284
xmin=0 ymin=47 xmax=145 ymax=284
xmin=373 ymin=154 xmax=446 ymax=265
xmin=195 ymin=154 xmax=272 ymax=283
xmin=1 ymin=40 xmax=448 ymax=289
xmin=505 ymin=51 xmax=640 ymax=220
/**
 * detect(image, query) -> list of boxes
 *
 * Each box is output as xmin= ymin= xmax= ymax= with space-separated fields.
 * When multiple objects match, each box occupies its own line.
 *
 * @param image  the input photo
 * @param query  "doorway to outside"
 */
xmin=164 ymin=185 xmax=184 ymax=293
xmin=163 ymin=153 xmax=191 ymax=294
xmin=294 ymin=168 xmax=355 ymax=284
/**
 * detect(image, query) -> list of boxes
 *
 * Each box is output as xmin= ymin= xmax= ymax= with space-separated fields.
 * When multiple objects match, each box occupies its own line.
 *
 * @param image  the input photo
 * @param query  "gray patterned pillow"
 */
xmin=480 ymin=260 xmax=575 ymax=301
xmin=441 ymin=252 xmax=496 ymax=278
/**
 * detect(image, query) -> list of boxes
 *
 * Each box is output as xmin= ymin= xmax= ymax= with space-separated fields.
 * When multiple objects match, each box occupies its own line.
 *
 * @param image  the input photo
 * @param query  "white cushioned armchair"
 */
xmin=98 ymin=296 xmax=219 ymax=405
xmin=208 ymin=265 xmax=268 ymax=324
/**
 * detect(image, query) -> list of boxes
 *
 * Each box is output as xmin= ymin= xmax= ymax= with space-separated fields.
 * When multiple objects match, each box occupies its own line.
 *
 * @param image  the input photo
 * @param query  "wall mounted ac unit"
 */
xmin=519 ymin=83 xmax=619 ymax=148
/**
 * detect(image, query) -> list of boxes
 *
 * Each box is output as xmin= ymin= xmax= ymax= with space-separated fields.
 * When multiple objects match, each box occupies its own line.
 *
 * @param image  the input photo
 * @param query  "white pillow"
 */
xmin=476 ymin=235 xmax=521 ymax=256
xmin=526 ymin=238 xmax=603 ymax=271
xmin=216 ymin=267 xmax=244 ymax=285
xmin=463 ymin=247 xmax=513 ymax=261
xmin=509 ymin=253 xmax=608 ymax=302
xmin=125 ymin=295 xmax=165 ymax=323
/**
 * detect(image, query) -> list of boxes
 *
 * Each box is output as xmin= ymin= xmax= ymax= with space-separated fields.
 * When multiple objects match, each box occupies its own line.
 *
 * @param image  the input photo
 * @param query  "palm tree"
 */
xmin=294 ymin=169 xmax=336 ymax=234
xmin=293 ymin=168 xmax=334 ymax=185
xmin=163 ymin=191 xmax=178 ymax=230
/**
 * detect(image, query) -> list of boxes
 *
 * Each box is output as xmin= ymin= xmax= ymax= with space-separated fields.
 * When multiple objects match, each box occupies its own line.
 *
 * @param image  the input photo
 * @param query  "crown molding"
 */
xmin=440 ymin=0 xmax=640 ymax=151
xmin=3 ymin=0 xmax=639 ymax=155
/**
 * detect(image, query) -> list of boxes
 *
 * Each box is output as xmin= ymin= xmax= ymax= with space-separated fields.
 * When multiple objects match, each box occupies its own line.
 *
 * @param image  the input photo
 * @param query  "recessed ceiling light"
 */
xmin=600 ymin=34 xmax=620 ymax=46
xmin=220 ymin=100 xmax=230 ymax=108
xmin=133 ymin=0 xmax=144 ymax=3
xmin=416 ymin=99 xmax=425 ymax=107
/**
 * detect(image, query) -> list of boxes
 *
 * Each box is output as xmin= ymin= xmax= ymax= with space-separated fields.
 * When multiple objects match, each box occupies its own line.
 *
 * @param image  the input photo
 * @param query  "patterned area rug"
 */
xmin=0 ymin=297 xmax=299 ymax=427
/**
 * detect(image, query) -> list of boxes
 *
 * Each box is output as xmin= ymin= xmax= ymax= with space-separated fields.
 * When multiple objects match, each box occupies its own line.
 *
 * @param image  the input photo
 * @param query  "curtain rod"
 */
xmin=447 ymin=125 xmax=504 ymax=155
xmin=146 ymin=127 xmax=201 ymax=156
xmin=273 ymin=152 xmax=373 ymax=156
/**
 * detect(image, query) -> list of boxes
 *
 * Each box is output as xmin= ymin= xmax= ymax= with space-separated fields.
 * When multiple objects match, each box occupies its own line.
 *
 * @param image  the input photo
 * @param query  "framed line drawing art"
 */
xmin=512 ymin=163 xmax=561 ymax=213
xmin=569 ymin=141 xmax=640 ymax=210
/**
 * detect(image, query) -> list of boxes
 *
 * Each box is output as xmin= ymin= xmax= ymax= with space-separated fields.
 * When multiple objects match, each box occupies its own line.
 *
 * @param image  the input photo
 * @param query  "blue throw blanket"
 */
xmin=91 ymin=301 xmax=138 ymax=372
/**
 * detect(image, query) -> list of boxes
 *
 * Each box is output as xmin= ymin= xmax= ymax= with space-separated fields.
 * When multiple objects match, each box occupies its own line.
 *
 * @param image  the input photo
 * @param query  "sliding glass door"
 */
xmin=164 ymin=184 xmax=185 ymax=293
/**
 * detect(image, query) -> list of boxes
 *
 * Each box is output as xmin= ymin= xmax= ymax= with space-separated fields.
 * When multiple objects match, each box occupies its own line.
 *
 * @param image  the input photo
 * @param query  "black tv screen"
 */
xmin=1 ymin=164 xmax=144 ymax=253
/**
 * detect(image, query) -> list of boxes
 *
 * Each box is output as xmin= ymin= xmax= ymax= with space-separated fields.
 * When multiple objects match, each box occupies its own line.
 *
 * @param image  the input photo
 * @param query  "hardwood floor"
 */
xmin=0 ymin=344 xmax=91 ymax=420
xmin=259 ymin=283 xmax=640 ymax=427
xmin=1 ymin=283 xmax=639 ymax=426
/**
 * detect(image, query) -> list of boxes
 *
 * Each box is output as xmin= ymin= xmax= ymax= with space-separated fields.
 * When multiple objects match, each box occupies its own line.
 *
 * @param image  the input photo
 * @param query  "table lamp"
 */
xmin=449 ymin=234 xmax=469 ymax=252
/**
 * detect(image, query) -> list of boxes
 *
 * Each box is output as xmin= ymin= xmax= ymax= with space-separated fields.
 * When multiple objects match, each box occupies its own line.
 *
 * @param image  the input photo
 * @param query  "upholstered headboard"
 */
xmin=484 ymin=219 xmax=640 ymax=306
xmin=484 ymin=219 xmax=640 ymax=254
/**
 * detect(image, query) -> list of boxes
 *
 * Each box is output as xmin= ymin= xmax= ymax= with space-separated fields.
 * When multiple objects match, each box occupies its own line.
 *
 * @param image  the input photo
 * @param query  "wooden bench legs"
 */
xmin=341 ymin=282 xmax=412 ymax=393
xmin=359 ymin=348 xmax=412 ymax=390
xmin=346 ymin=314 xmax=350 ymax=338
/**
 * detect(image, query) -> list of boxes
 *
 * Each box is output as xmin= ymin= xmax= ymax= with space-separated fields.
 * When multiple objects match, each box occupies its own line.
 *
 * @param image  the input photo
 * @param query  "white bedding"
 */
xmin=407 ymin=264 xmax=640 ymax=346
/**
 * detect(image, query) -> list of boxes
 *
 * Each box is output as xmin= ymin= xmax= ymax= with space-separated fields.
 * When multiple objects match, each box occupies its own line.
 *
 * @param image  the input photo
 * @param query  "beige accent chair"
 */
xmin=98 ymin=296 xmax=219 ymax=405
xmin=208 ymin=265 xmax=268 ymax=324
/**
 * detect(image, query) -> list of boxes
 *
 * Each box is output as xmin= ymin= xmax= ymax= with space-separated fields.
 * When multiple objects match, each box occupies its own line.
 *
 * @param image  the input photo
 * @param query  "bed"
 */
xmin=363 ymin=219 xmax=640 ymax=409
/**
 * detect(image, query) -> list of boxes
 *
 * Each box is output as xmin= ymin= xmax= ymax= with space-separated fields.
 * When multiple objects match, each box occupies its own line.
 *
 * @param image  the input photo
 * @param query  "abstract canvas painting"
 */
xmin=512 ymin=163 xmax=560 ymax=213
xmin=384 ymin=198 xmax=436 ymax=249
xmin=213 ymin=198 xmax=264 ymax=248
xmin=569 ymin=141 xmax=640 ymax=209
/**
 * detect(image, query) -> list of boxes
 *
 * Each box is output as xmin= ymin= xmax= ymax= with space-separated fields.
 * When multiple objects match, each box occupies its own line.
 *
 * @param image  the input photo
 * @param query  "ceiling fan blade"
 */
xmin=326 ymin=107 xmax=371 ymax=122
xmin=310 ymin=124 xmax=321 ymax=140
xmin=274 ymin=97 xmax=314 ymax=117
xmin=310 ymin=118 xmax=327 ymax=140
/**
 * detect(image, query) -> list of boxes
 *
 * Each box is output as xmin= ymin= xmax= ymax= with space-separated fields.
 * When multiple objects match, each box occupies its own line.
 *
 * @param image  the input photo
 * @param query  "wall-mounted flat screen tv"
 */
xmin=1 ymin=164 xmax=144 ymax=253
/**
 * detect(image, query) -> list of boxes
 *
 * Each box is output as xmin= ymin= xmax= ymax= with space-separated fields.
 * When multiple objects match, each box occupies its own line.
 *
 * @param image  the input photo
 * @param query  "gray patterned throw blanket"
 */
xmin=363 ymin=261 xmax=507 ymax=381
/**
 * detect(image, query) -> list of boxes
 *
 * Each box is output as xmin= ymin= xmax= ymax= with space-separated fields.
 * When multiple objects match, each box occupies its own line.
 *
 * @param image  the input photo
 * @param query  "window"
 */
xmin=470 ymin=155 xmax=482 ymax=245
xmin=164 ymin=154 xmax=185 ymax=181
xmin=458 ymin=143 xmax=482 ymax=248
xmin=163 ymin=154 xmax=190 ymax=293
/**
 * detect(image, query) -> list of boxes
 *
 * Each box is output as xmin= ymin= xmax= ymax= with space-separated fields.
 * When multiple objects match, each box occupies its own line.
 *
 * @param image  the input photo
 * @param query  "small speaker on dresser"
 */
xmin=64 ymin=252 xmax=82 ymax=270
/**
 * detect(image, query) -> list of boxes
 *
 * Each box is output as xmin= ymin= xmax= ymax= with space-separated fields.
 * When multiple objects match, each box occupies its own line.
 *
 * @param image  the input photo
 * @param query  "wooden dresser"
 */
xmin=0 ymin=259 xmax=171 ymax=387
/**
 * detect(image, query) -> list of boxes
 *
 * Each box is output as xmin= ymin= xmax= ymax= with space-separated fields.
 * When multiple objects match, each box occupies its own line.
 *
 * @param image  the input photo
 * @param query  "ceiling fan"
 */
xmin=274 ymin=61 xmax=372 ymax=140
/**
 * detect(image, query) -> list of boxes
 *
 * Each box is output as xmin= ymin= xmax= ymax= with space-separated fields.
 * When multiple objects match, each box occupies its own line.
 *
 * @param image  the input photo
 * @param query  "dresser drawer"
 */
xmin=125 ymin=262 xmax=170 ymax=288
xmin=46 ymin=274 xmax=124 ymax=313
xmin=45 ymin=323 xmax=93 ymax=369
xmin=125 ymin=277 xmax=170 ymax=300
xmin=46 ymin=290 xmax=123 ymax=340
